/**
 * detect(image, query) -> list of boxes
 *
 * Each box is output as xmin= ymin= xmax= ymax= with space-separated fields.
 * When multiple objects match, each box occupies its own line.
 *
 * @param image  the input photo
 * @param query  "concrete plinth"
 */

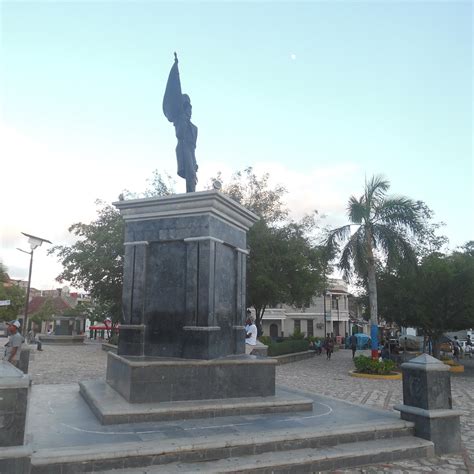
xmin=394 ymin=353 xmax=462 ymax=454
xmin=0 ymin=361 xmax=30 ymax=447
xmin=79 ymin=379 xmax=312 ymax=425
xmin=105 ymin=352 xmax=276 ymax=403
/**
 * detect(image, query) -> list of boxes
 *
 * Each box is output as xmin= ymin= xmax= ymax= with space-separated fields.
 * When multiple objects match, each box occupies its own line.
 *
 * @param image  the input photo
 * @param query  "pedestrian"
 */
xmin=466 ymin=335 xmax=472 ymax=358
xmin=3 ymin=320 xmax=23 ymax=368
xmin=245 ymin=316 xmax=258 ymax=355
xmin=453 ymin=336 xmax=461 ymax=362
xmin=350 ymin=333 xmax=357 ymax=359
xmin=324 ymin=333 xmax=334 ymax=360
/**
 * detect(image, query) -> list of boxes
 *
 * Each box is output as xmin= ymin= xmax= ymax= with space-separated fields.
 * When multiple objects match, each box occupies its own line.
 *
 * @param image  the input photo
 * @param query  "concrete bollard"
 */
xmin=0 ymin=361 xmax=32 ymax=472
xmin=394 ymin=353 xmax=463 ymax=454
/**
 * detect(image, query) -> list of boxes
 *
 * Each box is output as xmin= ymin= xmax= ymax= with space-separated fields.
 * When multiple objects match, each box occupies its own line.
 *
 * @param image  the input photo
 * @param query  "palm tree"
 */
xmin=326 ymin=175 xmax=422 ymax=358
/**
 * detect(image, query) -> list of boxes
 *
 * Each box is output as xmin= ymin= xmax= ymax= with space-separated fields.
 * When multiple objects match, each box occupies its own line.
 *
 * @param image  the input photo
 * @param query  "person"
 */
xmin=163 ymin=53 xmax=198 ymax=193
xmin=350 ymin=333 xmax=357 ymax=359
xmin=3 ymin=320 xmax=23 ymax=368
xmin=466 ymin=335 xmax=472 ymax=358
xmin=381 ymin=343 xmax=390 ymax=360
xmin=311 ymin=339 xmax=322 ymax=355
xmin=453 ymin=336 xmax=461 ymax=362
xmin=324 ymin=333 xmax=334 ymax=360
xmin=245 ymin=316 xmax=258 ymax=355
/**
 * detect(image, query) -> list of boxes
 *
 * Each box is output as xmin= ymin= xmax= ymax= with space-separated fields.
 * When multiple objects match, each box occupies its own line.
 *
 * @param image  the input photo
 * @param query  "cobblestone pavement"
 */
xmin=277 ymin=349 xmax=474 ymax=473
xmin=26 ymin=341 xmax=474 ymax=473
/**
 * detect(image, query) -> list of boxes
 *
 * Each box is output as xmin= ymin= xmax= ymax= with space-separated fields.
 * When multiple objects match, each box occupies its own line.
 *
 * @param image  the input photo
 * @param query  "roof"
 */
xmin=28 ymin=296 xmax=74 ymax=315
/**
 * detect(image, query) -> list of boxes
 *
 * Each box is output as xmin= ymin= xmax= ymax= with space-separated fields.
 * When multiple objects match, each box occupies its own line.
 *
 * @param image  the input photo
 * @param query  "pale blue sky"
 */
xmin=0 ymin=1 xmax=472 ymax=289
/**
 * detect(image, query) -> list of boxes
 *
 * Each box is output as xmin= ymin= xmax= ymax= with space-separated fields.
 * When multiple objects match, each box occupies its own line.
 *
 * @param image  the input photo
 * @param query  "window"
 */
xmin=307 ymin=319 xmax=313 ymax=337
xmin=331 ymin=297 xmax=339 ymax=310
xmin=294 ymin=319 xmax=301 ymax=333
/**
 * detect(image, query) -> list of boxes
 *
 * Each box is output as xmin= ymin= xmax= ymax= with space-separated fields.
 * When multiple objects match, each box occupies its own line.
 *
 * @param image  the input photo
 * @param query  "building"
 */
xmin=260 ymin=279 xmax=364 ymax=339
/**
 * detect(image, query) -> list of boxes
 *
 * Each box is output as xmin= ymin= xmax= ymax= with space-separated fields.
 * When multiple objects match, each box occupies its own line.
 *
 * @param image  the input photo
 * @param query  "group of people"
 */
xmin=310 ymin=333 xmax=359 ymax=360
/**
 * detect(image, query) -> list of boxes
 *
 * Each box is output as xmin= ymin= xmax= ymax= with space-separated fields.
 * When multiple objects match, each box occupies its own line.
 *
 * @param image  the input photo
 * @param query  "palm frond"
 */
xmin=372 ymin=224 xmax=417 ymax=267
xmin=374 ymin=197 xmax=421 ymax=233
xmin=339 ymin=227 xmax=367 ymax=280
xmin=365 ymin=175 xmax=390 ymax=208
xmin=347 ymin=196 xmax=367 ymax=224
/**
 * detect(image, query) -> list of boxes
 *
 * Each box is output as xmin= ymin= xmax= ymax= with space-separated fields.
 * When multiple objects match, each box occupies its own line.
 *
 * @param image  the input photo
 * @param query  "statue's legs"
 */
xmin=186 ymin=176 xmax=196 ymax=193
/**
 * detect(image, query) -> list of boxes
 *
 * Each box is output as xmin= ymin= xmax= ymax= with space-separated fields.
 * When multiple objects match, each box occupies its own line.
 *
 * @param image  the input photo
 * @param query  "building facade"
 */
xmin=259 ymin=279 xmax=362 ymax=340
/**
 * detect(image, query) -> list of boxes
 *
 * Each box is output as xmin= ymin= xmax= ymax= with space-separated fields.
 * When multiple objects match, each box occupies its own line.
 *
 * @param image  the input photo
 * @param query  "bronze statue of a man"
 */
xmin=163 ymin=53 xmax=198 ymax=193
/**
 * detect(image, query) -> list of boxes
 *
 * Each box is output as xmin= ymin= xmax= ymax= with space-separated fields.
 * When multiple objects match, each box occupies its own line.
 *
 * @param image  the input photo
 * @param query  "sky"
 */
xmin=0 ymin=0 xmax=472 ymax=291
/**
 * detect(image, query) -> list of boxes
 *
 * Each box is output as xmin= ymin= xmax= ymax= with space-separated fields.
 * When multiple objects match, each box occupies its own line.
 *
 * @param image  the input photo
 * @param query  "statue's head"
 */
xmin=182 ymin=94 xmax=192 ymax=119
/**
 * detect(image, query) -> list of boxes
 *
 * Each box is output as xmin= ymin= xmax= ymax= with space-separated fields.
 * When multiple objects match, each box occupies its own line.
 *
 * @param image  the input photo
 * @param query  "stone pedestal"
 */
xmin=81 ymin=191 xmax=311 ymax=424
xmin=394 ymin=354 xmax=462 ymax=454
xmin=0 ymin=361 xmax=32 ymax=472
xmin=114 ymin=191 xmax=255 ymax=360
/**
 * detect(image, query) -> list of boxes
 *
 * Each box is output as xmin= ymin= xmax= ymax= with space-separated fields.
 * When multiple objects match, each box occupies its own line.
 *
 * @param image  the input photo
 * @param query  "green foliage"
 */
xmin=267 ymin=339 xmax=309 ymax=356
xmin=49 ymin=172 xmax=174 ymax=323
xmin=289 ymin=330 xmax=306 ymax=340
xmin=220 ymin=168 xmax=328 ymax=335
xmin=377 ymin=243 xmax=474 ymax=356
xmin=258 ymin=335 xmax=272 ymax=345
xmin=108 ymin=333 xmax=119 ymax=345
xmin=29 ymin=297 xmax=56 ymax=324
xmin=353 ymin=355 xmax=396 ymax=375
xmin=0 ymin=284 xmax=25 ymax=322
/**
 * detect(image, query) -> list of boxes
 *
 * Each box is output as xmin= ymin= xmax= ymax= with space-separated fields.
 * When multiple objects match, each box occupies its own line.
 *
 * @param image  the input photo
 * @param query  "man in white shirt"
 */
xmin=4 ymin=321 xmax=23 ymax=368
xmin=245 ymin=316 xmax=258 ymax=355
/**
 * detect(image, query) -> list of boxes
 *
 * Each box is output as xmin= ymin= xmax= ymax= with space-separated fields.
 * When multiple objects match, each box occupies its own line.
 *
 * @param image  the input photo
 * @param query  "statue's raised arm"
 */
xmin=163 ymin=53 xmax=182 ymax=123
xmin=162 ymin=53 xmax=198 ymax=193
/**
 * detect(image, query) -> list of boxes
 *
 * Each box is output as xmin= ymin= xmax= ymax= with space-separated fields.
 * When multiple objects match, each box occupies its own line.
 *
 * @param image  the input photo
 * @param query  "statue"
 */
xmin=163 ymin=53 xmax=198 ymax=193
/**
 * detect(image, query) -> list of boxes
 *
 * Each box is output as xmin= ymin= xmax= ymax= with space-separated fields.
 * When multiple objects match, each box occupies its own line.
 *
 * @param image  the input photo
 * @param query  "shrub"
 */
xmin=353 ymin=355 xmax=396 ymax=375
xmin=108 ymin=333 xmax=119 ymax=346
xmin=259 ymin=335 xmax=272 ymax=346
xmin=289 ymin=330 xmax=306 ymax=340
xmin=267 ymin=339 xmax=309 ymax=356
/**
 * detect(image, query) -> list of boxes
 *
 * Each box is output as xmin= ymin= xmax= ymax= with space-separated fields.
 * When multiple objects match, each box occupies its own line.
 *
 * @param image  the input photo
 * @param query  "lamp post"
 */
xmin=17 ymin=232 xmax=52 ymax=332
xmin=323 ymin=290 xmax=327 ymax=338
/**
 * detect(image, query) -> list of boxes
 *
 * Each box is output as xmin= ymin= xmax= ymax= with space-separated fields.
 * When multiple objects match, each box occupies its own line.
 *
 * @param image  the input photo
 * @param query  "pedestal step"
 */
xmin=29 ymin=421 xmax=429 ymax=473
xmin=101 ymin=437 xmax=435 ymax=473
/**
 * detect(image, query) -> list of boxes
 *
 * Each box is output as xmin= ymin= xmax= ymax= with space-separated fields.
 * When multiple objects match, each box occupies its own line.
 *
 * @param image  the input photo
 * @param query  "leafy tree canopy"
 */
xmin=49 ymin=172 xmax=174 ymax=322
xmin=0 ymin=262 xmax=26 ymax=322
xmin=219 ymin=168 xmax=328 ymax=333
xmin=377 ymin=242 xmax=474 ymax=356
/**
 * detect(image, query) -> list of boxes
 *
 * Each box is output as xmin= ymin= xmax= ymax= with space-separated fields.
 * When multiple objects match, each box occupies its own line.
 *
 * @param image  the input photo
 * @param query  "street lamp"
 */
xmin=17 ymin=232 xmax=52 ymax=332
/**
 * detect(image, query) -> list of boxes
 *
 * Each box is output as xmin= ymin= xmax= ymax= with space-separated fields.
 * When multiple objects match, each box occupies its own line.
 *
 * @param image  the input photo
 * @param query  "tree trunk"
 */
xmin=254 ymin=305 xmax=265 ymax=337
xmin=366 ymin=228 xmax=379 ymax=359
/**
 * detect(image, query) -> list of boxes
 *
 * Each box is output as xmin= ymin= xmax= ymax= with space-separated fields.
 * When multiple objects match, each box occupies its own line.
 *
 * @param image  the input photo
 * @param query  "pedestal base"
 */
xmin=394 ymin=404 xmax=463 ymax=454
xmin=106 ymin=352 xmax=276 ymax=403
xmin=80 ymin=379 xmax=313 ymax=425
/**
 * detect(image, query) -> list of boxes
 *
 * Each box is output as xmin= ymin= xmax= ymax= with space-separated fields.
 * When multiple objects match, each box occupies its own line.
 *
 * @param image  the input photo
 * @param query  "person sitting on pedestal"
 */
xmin=245 ymin=316 xmax=258 ymax=355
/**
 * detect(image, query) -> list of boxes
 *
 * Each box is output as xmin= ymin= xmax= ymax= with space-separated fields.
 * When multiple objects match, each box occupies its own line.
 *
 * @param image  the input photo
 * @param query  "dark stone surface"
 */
xmin=0 ymin=362 xmax=30 ymax=447
xmin=401 ymin=354 xmax=452 ymax=410
xmin=106 ymin=352 xmax=276 ymax=403
xmin=18 ymin=347 xmax=30 ymax=374
xmin=400 ymin=411 xmax=461 ymax=455
xmin=118 ymin=205 xmax=252 ymax=360
xmin=398 ymin=354 xmax=461 ymax=454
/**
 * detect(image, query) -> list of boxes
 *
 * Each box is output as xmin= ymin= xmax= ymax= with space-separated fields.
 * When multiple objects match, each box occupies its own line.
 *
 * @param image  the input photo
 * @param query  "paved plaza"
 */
xmin=26 ymin=341 xmax=474 ymax=473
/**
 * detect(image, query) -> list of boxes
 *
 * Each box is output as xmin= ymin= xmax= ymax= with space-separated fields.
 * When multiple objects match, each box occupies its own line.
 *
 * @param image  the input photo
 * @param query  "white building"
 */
xmin=259 ymin=279 xmax=363 ymax=340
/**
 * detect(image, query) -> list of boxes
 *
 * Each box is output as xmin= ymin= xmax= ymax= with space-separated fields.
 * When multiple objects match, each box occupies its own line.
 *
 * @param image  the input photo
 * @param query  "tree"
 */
xmin=50 ymin=172 xmax=174 ymax=322
xmin=0 ymin=262 xmax=26 ymax=322
xmin=378 ymin=243 xmax=474 ymax=357
xmin=29 ymin=297 xmax=56 ymax=329
xmin=220 ymin=168 xmax=328 ymax=334
xmin=325 ymin=175 xmax=424 ymax=358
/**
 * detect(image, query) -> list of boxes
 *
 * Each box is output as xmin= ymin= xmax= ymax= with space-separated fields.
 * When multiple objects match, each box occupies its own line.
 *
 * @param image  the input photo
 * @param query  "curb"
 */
xmin=349 ymin=370 xmax=402 ymax=380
